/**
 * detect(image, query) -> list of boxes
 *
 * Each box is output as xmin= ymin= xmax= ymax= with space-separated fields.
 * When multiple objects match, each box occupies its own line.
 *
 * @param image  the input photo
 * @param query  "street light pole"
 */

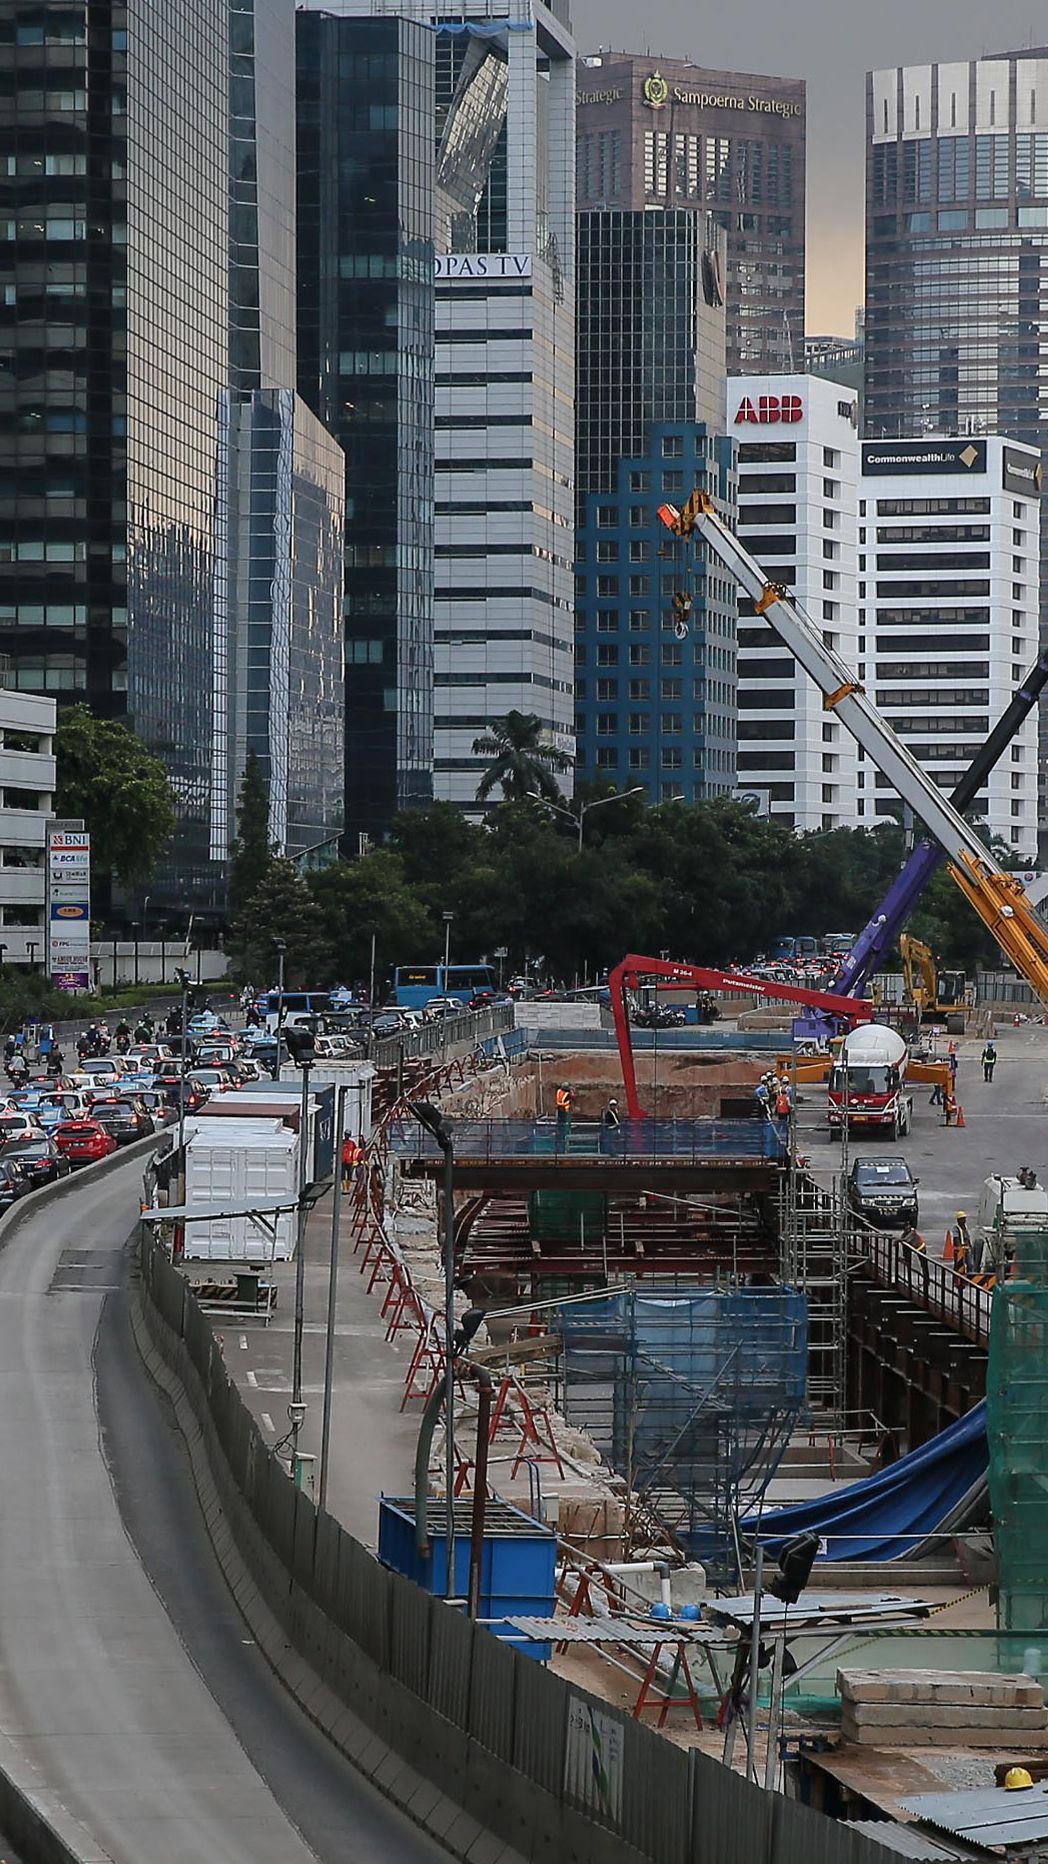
xmin=174 ymin=967 xmax=191 ymax=1215
xmin=287 ymin=1026 xmax=314 ymax=1486
xmin=319 ymin=1082 xmax=348 ymax=1512
xmin=442 ymin=910 xmax=453 ymax=982
xmin=272 ymin=937 xmax=287 ymax=1079
xmin=409 ymin=1100 xmax=457 ymax=1602
xmin=526 ymin=786 xmax=644 ymax=850
xmin=131 ymin=922 xmax=140 ymax=990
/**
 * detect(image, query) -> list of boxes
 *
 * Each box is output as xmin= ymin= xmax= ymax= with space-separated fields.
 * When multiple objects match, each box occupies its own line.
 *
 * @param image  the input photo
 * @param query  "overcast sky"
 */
xmin=571 ymin=0 xmax=1044 ymax=335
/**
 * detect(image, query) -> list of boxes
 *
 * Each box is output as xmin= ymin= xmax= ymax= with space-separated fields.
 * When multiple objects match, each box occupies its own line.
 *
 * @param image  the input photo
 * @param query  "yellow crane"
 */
xmin=659 ymin=491 xmax=1048 ymax=1010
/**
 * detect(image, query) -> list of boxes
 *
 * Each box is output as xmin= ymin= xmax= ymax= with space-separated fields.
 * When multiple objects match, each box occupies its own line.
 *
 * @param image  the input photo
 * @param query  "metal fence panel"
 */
xmin=619 ymin=1714 xmax=689 ymax=1864
xmin=264 ymin=1456 xmax=297 ymax=1570
xmin=312 ymin=1510 xmax=341 ymax=1621
xmin=425 ymin=1593 xmax=474 ymax=1729
xmin=388 ymin=1570 xmax=434 ymax=1698
xmin=336 ymin=1531 xmax=390 ymax=1670
xmin=773 ymin=1797 xmax=897 ymax=1864
xmin=512 ymin=1648 xmax=568 ymax=1795
xmin=292 ymin=1488 xmax=317 ymax=1591
xmin=690 ymin=1747 xmax=774 ymax=1864
xmin=467 ymin=1626 xmax=517 ymax=1762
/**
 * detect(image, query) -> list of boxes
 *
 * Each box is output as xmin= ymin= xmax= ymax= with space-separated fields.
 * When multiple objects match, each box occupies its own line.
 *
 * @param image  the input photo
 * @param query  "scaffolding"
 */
xmin=557 ymin=1286 xmax=807 ymax=1584
xmin=987 ymin=1227 xmax=1048 ymax=1633
xmin=778 ymin=1160 xmax=851 ymax=1426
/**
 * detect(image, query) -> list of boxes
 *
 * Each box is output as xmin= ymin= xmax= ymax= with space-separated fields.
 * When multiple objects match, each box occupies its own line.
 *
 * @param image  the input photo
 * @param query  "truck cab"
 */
xmin=828 ymin=1025 xmax=912 ymax=1139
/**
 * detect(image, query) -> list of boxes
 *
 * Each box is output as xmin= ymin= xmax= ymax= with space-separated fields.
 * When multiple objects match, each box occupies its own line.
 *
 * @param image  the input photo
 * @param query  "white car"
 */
xmin=73 ymin=1057 xmax=125 ymax=1086
xmin=423 ymin=997 xmax=467 ymax=1020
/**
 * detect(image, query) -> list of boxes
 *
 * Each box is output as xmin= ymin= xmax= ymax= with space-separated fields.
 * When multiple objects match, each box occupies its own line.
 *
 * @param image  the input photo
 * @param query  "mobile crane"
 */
xmin=657 ymin=492 xmax=1048 ymax=1010
xmin=819 ymin=647 xmax=1048 ymax=1021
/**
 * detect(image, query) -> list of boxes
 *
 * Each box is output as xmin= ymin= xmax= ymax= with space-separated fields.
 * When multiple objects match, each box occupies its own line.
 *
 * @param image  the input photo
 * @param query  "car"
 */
xmin=135 ymin=1089 xmax=177 ymax=1127
xmin=53 ymin=1120 xmax=119 ymax=1166
xmin=0 ymin=1109 xmax=45 ymax=1146
xmin=422 ymin=997 xmax=467 ymax=1020
xmin=73 ymin=1057 xmax=125 ymax=1086
xmin=1 ymin=1136 xmax=72 ymax=1188
xmin=847 ymin=1157 xmax=920 ymax=1230
xmin=89 ymin=1097 xmax=157 ymax=1145
xmin=0 ymin=1158 xmax=31 ymax=1209
xmin=186 ymin=1067 xmax=234 ymax=1095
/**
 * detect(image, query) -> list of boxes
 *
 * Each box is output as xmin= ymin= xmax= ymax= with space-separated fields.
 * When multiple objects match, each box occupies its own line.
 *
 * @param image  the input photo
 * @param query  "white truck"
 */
xmin=827 ymin=1024 xmax=912 ymax=1138
xmin=976 ymin=1172 xmax=1048 ymax=1269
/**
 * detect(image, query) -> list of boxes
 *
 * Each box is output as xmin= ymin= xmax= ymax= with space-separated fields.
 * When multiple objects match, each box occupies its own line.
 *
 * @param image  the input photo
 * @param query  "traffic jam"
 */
xmin=0 ymin=1002 xmax=268 ymax=1208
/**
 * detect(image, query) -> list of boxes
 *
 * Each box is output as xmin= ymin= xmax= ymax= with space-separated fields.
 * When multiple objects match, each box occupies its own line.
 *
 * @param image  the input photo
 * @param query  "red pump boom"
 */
xmin=608 ymin=954 xmax=875 ymax=1119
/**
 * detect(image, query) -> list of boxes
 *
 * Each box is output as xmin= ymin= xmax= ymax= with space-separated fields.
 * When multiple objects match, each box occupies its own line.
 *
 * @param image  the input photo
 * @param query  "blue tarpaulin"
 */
xmin=744 ymin=1402 xmax=988 ymax=1562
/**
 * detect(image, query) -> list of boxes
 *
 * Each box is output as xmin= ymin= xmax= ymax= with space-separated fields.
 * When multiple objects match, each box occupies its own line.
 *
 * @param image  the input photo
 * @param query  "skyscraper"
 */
xmin=864 ymin=53 xmax=1048 ymax=844
xmin=573 ymin=208 xmax=737 ymax=800
xmin=0 ymin=0 xmax=344 ymax=912
xmin=430 ymin=0 xmax=576 ymax=808
xmin=296 ymin=6 xmax=435 ymax=849
xmin=575 ymin=52 xmax=806 ymax=376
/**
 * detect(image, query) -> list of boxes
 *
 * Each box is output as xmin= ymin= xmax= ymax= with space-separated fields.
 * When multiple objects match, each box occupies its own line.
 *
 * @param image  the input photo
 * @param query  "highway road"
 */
xmin=0 ymin=1153 xmax=452 ymax=1864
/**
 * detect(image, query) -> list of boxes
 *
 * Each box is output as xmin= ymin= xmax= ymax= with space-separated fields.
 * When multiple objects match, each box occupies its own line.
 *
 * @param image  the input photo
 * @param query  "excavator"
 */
xmin=656 ymin=491 xmax=1048 ymax=1009
xmin=899 ymin=933 xmax=972 ymax=1025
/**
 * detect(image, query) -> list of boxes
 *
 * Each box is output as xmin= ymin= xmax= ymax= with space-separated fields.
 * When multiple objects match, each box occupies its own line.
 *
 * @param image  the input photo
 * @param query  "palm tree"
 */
xmin=472 ymin=710 xmax=573 ymax=804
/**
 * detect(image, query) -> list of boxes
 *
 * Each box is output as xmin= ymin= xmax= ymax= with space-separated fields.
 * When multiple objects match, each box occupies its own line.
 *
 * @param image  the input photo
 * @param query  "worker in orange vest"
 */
xmin=555 ymin=1082 xmax=573 ymax=1144
xmin=340 ymin=1135 xmax=363 ymax=1190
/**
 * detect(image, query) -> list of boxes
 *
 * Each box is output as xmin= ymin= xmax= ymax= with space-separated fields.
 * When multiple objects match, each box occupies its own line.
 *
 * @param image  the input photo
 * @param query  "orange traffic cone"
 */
xmin=943 ymin=1229 xmax=955 ymax=1261
xmin=956 ymin=1105 xmax=966 ymax=1128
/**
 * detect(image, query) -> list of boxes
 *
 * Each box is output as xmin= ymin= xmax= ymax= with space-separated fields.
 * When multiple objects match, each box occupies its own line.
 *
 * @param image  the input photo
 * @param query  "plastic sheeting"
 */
xmin=744 ymin=1402 xmax=987 ymax=1563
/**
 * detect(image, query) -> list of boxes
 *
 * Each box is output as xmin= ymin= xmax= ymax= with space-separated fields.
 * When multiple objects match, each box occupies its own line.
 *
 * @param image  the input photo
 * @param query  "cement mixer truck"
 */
xmin=827 ymin=1024 xmax=912 ymax=1139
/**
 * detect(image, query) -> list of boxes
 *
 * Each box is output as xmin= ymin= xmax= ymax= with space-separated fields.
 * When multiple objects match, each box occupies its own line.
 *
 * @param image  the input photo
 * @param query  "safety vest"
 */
xmin=555 ymin=1089 xmax=572 ymax=1113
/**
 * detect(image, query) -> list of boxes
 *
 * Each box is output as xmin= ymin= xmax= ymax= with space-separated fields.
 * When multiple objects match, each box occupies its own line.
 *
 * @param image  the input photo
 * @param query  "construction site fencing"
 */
xmin=391 ymin=1114 xmax=786 ymax=1164
xmin=135 ymin=1222 xmax=897 ymax=1864
xmin=855 ymin=1224 xmax=992 ymax=1348
xmin=371 ymin=1004 xmax=515 ymax=1069
xmin=987 ymin=1243 xmax=1048 ymax=1632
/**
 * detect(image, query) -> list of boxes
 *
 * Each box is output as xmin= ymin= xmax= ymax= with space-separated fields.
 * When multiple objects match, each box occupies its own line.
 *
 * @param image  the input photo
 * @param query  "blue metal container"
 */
xmin=378 ymin=1496 xmax=557 ymax=1660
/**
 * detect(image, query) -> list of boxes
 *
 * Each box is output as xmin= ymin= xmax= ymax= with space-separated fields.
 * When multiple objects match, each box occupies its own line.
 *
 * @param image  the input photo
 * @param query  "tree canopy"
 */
xmin=54 ymin=706 xmax=176 ymax=886
xmin=228 ymin=750 xmax=275 ymax=919
xmin=220 ymin=797 xmax=1018 ymax=992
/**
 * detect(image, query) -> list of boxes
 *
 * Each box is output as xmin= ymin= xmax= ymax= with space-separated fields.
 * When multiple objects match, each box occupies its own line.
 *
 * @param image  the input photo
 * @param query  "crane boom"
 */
xmin=828 ymin=647 xmax=1048 ymax=1002
xmin=659 ymin=493 xmax=1048 ymax=1009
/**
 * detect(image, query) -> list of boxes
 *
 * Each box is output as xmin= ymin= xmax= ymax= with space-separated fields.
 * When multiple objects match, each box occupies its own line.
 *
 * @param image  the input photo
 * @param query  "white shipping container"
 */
xmin=182 ymin=1118 xmax=300 ymax=1263
xmin=278 ymin=1061 xmax=375 ymax=1143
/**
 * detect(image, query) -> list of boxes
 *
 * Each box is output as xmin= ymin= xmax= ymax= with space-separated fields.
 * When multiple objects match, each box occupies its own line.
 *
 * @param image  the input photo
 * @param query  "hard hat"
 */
xmin=1004 ymin=1768 xmax=1034 ymax=1790
xmin=608 ymin=1097 xmax=618 ymax=1105
xmin=956 ymin=1211 xmax=967 ymax=1220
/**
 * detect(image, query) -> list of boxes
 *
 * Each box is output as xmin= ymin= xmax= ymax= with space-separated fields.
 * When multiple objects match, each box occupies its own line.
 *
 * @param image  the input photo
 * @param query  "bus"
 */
xmin=259 ymin=989 xmax=331 ymax=1029
xmin=392 ymin=964 xmax=496 ymax=1009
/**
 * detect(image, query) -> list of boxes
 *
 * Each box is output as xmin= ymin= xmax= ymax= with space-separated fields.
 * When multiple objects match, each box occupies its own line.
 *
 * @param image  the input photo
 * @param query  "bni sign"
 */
xmin=46 ymin=829 xmax=90 ymax=991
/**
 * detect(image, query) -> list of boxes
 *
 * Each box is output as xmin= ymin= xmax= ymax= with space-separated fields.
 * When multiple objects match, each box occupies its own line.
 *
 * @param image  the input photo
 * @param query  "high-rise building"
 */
xmin=575 ymin=52 xmax=805 ymax=375
xmin=296 ymin=6 xmax=435 ymax=848
xmin=225 ymin=390 xmax=345 ymax=865
xmin=863 ymin=52 xmax=1048 ymax=845
xmin=0 ymin=0 xmax=344 ymax=913
xmin=573 ymin=208 xmax=736 ymax=799
xmin=430 ymin=0 xmax=576 ymax=808
xmin=574 ymin=423 xmax=738 ymax=803
xmin=0 ymin=686 xmax=55 ymax=968
xmin=858 ymin=435 xmax=1041 ymax=852
xmin=728 ymin=374 xmax=860 ymax=831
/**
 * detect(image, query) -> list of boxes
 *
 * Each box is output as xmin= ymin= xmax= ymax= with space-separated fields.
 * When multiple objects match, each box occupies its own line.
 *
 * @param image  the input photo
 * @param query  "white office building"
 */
xmin=0 ymin=690 xmax=56 ymax=967
xmin=858 ymin=436 xmax=1041 ymax=853
xmin=431 ymin=0 xmax=576 ymax=805
xmin=728 ymin=373 xmax=861 ymax=831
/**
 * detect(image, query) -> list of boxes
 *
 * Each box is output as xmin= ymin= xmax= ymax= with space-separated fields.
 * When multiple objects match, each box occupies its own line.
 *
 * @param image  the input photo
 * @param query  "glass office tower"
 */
xmin=296 ymin=9 xmax=435 ymax=849
xmin=864 ymin=52 xmax=1048 ymax=846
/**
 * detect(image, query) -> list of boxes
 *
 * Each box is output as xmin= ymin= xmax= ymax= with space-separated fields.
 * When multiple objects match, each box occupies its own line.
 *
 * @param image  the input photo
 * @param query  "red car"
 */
xmin=53 ymin=1119 xmax=119 ymax=1166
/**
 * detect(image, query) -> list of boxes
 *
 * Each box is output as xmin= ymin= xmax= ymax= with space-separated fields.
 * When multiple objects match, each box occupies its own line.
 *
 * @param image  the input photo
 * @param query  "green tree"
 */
xmin=471 ymin=711 xmax=572 ymax=804
xmin=228 ymin=750 xmax=275 ymax=918
xmin=309 ymin=852 xmax=435 ymax=987
xmin=54 ymin=706 xmax=176 ymax=886
xmin=233 ymin=859 xmax=330 ymax=986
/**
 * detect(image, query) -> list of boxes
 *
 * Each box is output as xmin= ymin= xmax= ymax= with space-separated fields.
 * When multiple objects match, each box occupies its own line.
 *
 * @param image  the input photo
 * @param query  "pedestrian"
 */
xmin=953 ymin=1211 xmax=972 ymax=1279
xmin=929 ymin=1076 xmax=944 ymax=1106
xmin=555 ymin=1082 xmax=573 ymax=1143
xmin=949 ymin=1045 xmax=959 ymax=1088
xmin=340 ymin=1135 xmax=362 ymax=1191
xmin=900 ymin=1223 xmax=926 ymax=1254
xmin=601 ymin=1098 xmax=621 ymax=1130
xmin=981 ymin=1040 xmax=997 ymax=1083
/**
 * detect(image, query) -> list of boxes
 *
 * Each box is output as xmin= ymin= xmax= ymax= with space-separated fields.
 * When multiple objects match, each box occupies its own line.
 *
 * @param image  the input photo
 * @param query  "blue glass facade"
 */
xmin=296 ymin=12 xmax=435 ymax=850
xmin=574 ymin=424 xmax=738 ymax=804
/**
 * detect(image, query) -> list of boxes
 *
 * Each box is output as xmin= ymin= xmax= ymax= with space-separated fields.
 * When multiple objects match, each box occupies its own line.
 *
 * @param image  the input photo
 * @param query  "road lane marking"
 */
xmin=261 ymin=1412 xmax=275 ymax=1433
xmin=245 ymin=1369 xmax=258 ymax=1387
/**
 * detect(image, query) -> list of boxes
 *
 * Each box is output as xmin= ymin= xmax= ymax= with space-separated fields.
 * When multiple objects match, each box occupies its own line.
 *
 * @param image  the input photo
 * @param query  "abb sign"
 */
xmin=734 ymin=394 xmax=803 ymax=425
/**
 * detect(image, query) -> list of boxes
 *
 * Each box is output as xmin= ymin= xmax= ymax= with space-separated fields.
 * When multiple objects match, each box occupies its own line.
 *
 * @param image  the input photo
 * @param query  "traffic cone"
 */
xmin=943 ymin=1229 xmax=955 ymax=1261
xmin=956 ymin=1104 xmax=966 ymax=1128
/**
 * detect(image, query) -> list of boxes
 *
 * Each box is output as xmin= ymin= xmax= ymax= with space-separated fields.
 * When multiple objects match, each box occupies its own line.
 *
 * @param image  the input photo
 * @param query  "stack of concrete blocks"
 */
xmin=839 ymin=1669 xmax=1048 ymax=1748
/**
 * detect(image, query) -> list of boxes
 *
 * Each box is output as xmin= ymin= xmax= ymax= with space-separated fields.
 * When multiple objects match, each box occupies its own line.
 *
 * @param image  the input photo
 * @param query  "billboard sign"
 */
xmin=46 ymin=830 xmax=90 ymax=991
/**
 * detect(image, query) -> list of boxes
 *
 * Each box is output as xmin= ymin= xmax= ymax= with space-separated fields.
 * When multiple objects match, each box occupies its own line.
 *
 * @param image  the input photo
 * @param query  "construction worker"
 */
xmin=942 ymin=1085 xmax=958 ymax=1125
xmin=340 ymin=1134 xmax=363 ymax=1190
xmin=555 ymin=1082 xmax=573 ymax=1144
xmin=900 ymin=1223 xmax=926 ymax=1254
xmin=754 ymin=1074 xmax=772 ymax=1118
xmin=601 ymin=1097 xmax=620 ymax=1131
xmin=981 ymin=1040 xmax=997 ymax=1083
xmin=953 ymin=1212 xmax=972 ymax=1279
